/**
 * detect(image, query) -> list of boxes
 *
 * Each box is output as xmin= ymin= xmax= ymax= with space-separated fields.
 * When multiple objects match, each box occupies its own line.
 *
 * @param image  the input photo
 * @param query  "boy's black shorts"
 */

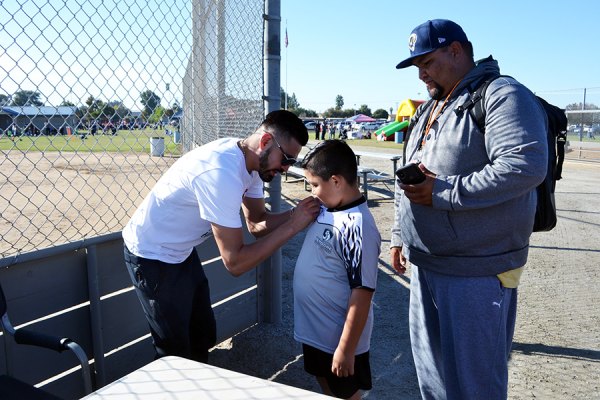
xmin=302 ymin=344 xmax=372 ymax=398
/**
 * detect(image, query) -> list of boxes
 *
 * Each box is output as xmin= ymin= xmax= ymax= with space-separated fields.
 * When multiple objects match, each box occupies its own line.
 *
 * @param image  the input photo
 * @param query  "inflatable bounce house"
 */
xmin=375 ymin=98 xmax=424 ymax=142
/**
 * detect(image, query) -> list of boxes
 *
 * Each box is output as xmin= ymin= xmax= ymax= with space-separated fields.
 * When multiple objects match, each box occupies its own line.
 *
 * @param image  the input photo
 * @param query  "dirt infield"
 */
xmin=210 ymin=143 xmax=600 ymax=399
xmin=0 ymin=151 xmax=175 ymax=257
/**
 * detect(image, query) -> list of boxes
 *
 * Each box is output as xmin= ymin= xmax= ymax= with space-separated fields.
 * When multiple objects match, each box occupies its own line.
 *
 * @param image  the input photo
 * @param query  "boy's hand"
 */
xmin=332 ymin=347 xmax=355 ymax=377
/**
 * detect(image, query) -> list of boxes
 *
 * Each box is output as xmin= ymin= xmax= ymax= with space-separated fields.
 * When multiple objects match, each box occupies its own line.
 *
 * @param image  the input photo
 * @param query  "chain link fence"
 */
xmin=0 ymin=0 xmax=265 ymax=259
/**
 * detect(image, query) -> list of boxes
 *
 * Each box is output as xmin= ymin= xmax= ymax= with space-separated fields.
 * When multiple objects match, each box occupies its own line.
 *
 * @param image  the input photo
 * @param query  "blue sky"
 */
xmin=281 ymin=0 xmax=600 ymax=114
xmin=2 ymin=1 xmax=598 ymax=114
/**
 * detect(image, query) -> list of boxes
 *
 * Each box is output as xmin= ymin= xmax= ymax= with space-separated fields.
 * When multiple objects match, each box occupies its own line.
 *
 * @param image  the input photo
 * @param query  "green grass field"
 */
xmin=0 ymin=129 xmax=181 ymax=155
xmin=1 ymin=128 xmax=402 ymax=154
xmin=4 ymin=128 xmax=594 ymax=156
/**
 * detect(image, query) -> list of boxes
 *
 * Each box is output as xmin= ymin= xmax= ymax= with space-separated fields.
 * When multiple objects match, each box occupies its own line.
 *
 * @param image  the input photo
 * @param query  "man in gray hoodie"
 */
xmin=391 ymin=19 xmax=547 ymax=399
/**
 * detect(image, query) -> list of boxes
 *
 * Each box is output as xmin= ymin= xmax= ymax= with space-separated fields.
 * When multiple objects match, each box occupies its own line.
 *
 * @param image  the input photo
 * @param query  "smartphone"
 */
xmin=395 ymin=163 xmax=426 ymax=184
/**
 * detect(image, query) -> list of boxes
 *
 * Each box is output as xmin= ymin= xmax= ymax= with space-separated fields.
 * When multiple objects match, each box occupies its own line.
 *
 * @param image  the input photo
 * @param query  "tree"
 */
xmin=60 ymin=100 xmax=76 ymax=107
xmin=373 ymin=108 xmax=389 ymax=119
xmin=288 ymin=93 xmax=300 ymax=110
xmin=357 ymin=104 xmax=372 ymax=116
xmin=280 ymin=87 xmax=286 ymax=109
xmin=83 ymin=96 xmax=117 ymax=123
xmin=12 ymin=90 xmax=43 ymax=106
xmin=335 ymin=95 xmax=344 ymax=110
xmin=0 ymin=94 xmax=9 ymax=106
xmin=289 ymin=107 xmax=318 ymax=118
xmin=323 ymin=107 xmax=345 ymax=118
xmin=107 ymin=101 xmax=131 ymax=121
xmin=280 ymin=87 xmax=300 ymax=110
xmin=149 ymin=105 xmax=167 ymax=124
xmin=140 ymin=90 xmax=161 ymax=116
xmin=322 ymin=108 xmax=356 ymax=118
xmin=565 ymin=102 xmax=599 ymax=111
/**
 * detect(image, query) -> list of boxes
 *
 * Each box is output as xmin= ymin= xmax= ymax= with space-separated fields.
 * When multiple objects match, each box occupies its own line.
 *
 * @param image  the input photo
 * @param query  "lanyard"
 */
xmin=419 ymin=79 xmax=462 ymax=150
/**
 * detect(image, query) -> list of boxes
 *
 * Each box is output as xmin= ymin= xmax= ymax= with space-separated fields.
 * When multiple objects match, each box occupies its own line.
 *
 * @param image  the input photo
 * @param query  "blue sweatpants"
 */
xmin=409 ymin=265 xmax=517 ymax=400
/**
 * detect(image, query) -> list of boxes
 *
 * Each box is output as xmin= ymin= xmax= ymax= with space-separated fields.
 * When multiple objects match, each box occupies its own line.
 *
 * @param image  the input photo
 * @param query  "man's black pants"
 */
xmin=124 ymin=245 xmax=217 ymax=363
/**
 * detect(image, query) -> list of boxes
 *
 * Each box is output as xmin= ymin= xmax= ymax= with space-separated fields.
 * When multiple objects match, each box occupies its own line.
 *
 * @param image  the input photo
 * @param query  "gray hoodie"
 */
xmin=391 ymin=57 xmax=548 ymax=276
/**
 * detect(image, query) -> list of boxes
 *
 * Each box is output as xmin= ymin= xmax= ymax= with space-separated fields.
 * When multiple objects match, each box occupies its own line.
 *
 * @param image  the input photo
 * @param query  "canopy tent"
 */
xmin=345 ymin=114 xmax=376 ymax=123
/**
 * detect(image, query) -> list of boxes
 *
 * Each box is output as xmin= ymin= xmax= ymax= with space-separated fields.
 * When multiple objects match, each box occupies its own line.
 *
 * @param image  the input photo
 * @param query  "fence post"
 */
xmin=258 ymin=0 xmax=282 ymax=324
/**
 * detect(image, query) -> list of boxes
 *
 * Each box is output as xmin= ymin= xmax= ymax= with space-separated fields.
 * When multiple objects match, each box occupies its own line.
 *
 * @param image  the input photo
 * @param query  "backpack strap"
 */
xmin=455 ymin=74 xmax=509 ymax=134
xmin=454 ymin=82 xmax=488 ymax=130
xmin=555 ymin=129 xmax=566 ymax=180
xmin=468 ymin=79 xmax=493 ymax=133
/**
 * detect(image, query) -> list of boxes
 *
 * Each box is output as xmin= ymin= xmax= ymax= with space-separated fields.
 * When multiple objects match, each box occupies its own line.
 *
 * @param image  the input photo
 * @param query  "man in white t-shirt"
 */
xmin=123 ymin=110 xmax=320 ymax=363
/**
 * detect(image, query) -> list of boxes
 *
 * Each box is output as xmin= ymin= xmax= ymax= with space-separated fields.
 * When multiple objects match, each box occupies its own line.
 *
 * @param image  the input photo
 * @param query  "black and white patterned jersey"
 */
xmin=293 ymin=197 xmax=381 ymax=354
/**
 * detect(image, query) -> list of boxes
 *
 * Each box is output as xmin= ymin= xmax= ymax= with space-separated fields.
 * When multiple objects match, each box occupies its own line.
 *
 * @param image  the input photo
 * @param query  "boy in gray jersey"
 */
xmin=294 ymin=140 xmax=381 ymax=399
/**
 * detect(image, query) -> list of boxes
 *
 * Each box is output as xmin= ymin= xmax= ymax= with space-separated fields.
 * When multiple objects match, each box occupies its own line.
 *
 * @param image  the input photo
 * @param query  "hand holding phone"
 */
xmin=395 ymin=163 xmax=426 ymax=184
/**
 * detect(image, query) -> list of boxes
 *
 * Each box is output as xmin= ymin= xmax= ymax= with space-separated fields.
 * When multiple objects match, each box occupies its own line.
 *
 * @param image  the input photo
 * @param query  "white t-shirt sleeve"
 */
xmin=191 ymin=167 xmax=246 ymax=228
xmin=244 ymin=172 xmax=264 ymax=199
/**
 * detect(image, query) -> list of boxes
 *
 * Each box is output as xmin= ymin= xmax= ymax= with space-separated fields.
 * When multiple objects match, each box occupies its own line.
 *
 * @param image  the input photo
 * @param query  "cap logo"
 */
xmin=438 ymin=37 xmax=446 ymax=44
xmin=408 ymin=33 xmax=417 ymax=51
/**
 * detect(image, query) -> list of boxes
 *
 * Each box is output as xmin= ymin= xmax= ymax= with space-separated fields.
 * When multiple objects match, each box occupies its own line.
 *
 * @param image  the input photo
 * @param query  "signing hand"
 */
xmin=291 ymin=196 xmax=321 ymax=230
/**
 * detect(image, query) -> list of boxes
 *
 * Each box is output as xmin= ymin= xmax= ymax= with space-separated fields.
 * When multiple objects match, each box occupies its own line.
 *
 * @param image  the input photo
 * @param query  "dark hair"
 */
xmin=460 ymin=41 xmax=474 ymax=59
xmin=301 ymin=140 xmax=357 ymax=184
xmin=261 ymin=110 xmax=308 ymax=146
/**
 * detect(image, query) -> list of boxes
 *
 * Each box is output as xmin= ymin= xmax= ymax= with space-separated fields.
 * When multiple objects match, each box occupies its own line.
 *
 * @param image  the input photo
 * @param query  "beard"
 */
xmin=428 ymin=82 xmax=444 ymax=100
xmin=258 ymin=147 xmax=278 ymax=182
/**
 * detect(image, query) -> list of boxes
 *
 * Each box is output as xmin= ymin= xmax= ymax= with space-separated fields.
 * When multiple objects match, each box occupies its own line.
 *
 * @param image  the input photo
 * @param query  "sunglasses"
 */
xmin=270 ymin=133 xmax=297 ymax=166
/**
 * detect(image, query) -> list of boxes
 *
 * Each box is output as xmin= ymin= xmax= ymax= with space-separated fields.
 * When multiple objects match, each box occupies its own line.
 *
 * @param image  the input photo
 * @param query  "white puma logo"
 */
xmin=492 ymin=301 xmax=502 ymax=308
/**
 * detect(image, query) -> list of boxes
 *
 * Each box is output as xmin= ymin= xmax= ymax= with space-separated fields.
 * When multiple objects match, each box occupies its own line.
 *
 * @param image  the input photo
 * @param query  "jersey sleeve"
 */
xmin=339 ymin=211 xmax=380 ymax=291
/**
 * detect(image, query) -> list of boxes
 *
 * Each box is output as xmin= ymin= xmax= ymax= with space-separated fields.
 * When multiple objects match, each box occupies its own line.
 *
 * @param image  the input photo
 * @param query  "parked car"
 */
xmin=304 ymin=121 xmax=316 ymax=130
xmin=361 ymin=122 xmax=381 ymax=131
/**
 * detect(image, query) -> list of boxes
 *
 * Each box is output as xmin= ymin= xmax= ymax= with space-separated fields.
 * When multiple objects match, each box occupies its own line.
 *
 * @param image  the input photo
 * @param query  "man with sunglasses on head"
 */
xmin=123 ymin=110 xmax=321 ymax=363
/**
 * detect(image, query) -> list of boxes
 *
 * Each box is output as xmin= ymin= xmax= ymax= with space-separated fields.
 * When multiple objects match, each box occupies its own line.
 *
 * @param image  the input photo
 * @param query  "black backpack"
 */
xmin=406 ymin=75 xmax=568 ymax=232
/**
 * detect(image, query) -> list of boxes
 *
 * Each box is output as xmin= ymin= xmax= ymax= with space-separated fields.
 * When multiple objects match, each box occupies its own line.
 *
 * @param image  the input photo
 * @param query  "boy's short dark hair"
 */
xmin=261 ymin=110 xmax=308 ymax=146
xmin=301 ymin=140 xmax=357 ymax=184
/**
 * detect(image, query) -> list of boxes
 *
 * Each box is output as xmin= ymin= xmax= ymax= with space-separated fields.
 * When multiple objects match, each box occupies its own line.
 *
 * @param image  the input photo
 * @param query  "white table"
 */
xmin=83 ymin=356 xmax=333 ymax=399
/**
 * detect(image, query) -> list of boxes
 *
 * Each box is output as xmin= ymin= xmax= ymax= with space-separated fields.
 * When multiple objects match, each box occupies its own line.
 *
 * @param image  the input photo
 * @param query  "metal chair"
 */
xmin=0 ymin=282 xmax=93 ymax=398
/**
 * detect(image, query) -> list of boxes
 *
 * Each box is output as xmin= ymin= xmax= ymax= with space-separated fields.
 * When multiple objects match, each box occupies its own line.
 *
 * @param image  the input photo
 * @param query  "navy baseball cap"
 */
xmin=396 ymin=19 xmax=468 ymax=69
